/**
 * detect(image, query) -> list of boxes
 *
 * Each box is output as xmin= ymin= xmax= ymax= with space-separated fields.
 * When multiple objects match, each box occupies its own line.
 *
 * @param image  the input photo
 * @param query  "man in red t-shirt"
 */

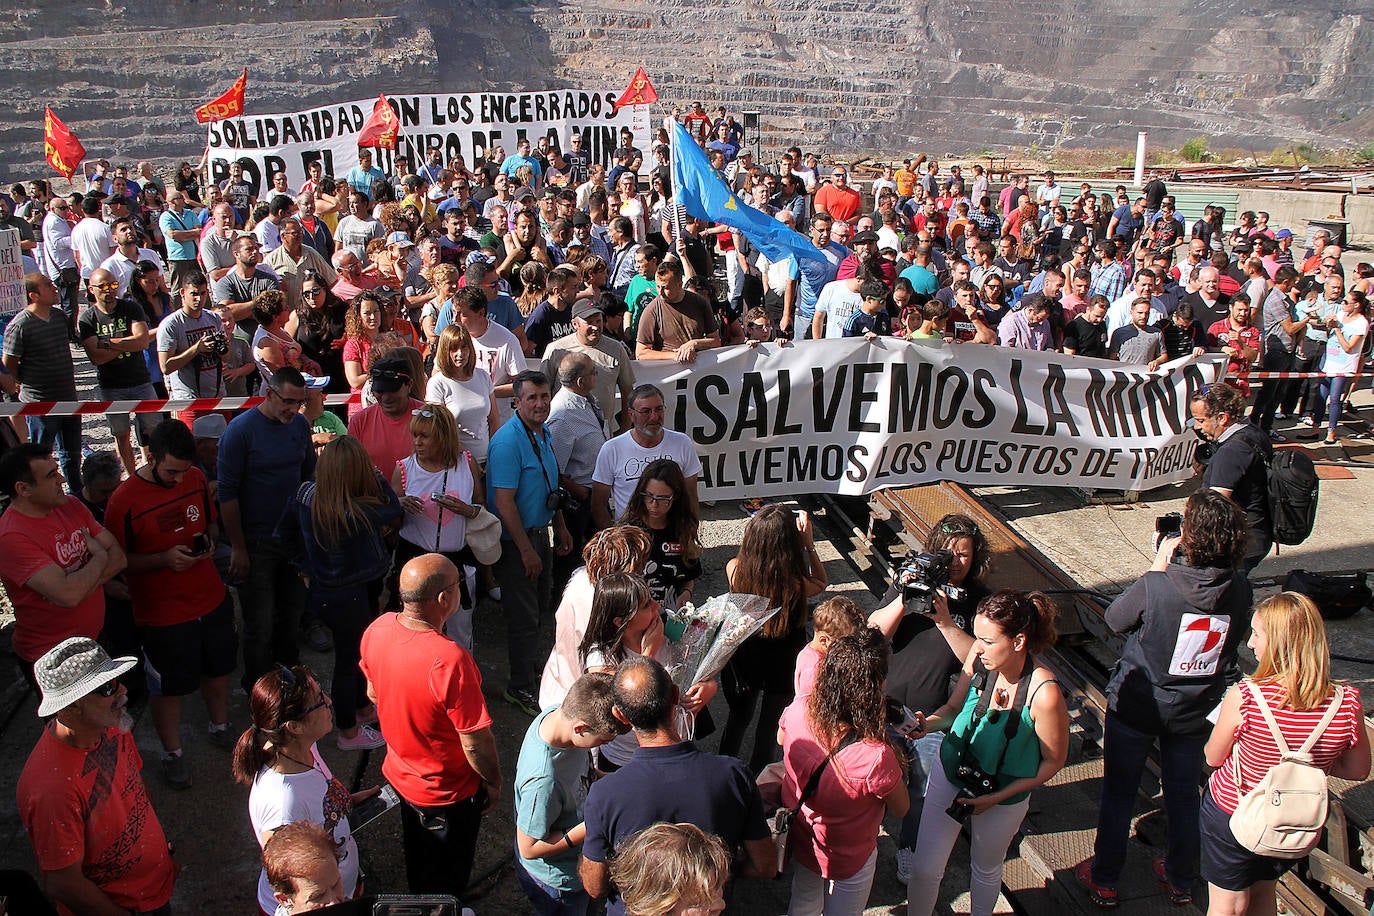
xmin=360 ymin=553 xmax=500 ymax=897
xmin=813 ymin=166 xmax=863 ymax=224
xmin=105 ymin=418 xmax=236 ymax=790
xmin=1207 ymin=297 xmax=1262 ymax=396
xmin=0 ymin=443 xmax=126 ymax=677
xmin=19 ymin=637 xmax=176 ymax=916
xmin=348 ymin=356 xmax=425 ymax=475
xmin=682 ymin=102 xmax=712 ymax=145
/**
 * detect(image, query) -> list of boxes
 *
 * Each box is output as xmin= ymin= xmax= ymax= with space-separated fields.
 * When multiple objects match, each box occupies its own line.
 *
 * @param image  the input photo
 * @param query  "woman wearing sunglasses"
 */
xmin=289 ymin=270 xmax=351 ymax=409
xmin=233 ymin=664 xmax=381 ymax=914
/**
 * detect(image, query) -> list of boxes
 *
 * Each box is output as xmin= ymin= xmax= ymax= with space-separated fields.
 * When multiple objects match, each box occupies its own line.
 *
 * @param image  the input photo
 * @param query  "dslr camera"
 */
xmin=945 ymin=761 xmax=997 ymax=823
xmin=894 ymin=548 xmax=966 ymax=616
xmin=545 ymin=487 xmax=571 ymax=513
xmin=202 ymin=329 xmax=229 ymax=356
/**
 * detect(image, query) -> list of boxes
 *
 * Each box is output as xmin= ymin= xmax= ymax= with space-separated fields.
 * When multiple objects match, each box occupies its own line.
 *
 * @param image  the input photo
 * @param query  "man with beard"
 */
xmin=0 ymin=444 xmax=127 ymax=683
xmin=19 ymin=637 xmax=176 ymax=916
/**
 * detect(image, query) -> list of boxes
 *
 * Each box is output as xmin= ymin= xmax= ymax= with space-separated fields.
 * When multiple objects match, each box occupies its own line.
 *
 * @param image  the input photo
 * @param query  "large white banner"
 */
xmin=206 ymin=89 xmax=651 ymax=194
xmin=632 ymin=340 xmax=1227 ymax=499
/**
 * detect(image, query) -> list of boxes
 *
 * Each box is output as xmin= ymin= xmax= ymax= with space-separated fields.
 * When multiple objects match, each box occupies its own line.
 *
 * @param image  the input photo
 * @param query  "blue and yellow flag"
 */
xmin=670 ymin=121 xmax=829 ymax=265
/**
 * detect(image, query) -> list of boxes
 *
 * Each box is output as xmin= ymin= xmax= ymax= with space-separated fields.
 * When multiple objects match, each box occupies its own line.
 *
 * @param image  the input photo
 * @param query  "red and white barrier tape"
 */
xmin=1248 ymin=371 xmax=1374 ymax=380
xmin=0 ymin=393 xmax=359 ymax=418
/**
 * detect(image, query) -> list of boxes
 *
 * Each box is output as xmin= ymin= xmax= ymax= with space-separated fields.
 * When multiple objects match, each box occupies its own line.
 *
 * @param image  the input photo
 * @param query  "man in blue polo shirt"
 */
xmin=786 ymin=212 xmax=846 ymax=340
xmin=487 ymin=369 xmax=572 ymax=716
xmin=345 ymin=149 xmax=386 ymax=198
xmin=579 ymin=657 xmax=776 ymax=915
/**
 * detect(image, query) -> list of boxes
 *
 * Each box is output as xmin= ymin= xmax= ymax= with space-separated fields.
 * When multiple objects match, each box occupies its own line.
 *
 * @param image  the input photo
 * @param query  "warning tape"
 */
xmin=1248 ymin=371 xmax=1374 ymax=380
xmin=0 ymin=393 xmax=359 ymax=418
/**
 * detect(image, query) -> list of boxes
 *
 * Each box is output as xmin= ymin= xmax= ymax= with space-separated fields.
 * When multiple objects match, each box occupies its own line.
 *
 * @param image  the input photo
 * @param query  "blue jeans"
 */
xmin=26 ymin=414 xmax=82 ymax=490
xmin=1319 ymin=374 xmax=1348 ymax=434
xmin=1091 ymin=711 xmax=1204 ymax=890
xmin=897 ymin=731 xmax=945 ymax=849
xmin=515 ymin=859 xmax=589 ymax=916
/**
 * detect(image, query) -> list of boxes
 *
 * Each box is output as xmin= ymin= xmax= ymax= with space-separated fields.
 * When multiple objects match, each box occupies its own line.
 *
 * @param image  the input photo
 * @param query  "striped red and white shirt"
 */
xmin=1209 ymin=680 xmax=1362 ymax=813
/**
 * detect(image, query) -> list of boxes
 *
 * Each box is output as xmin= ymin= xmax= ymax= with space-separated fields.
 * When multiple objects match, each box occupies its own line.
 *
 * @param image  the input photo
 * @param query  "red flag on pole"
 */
xmin=195 ymin=69 xmax=247 ymax=124
xmin=357 ymin=95 xmax=400 ymax=150
xmin=43 ymin=107 xmax=86 ymax=180
xmin=614 ymin=67 xmax=659 ymax=110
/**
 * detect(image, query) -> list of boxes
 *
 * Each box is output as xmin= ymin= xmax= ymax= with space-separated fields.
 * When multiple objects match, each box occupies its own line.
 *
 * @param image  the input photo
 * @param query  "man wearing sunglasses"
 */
xmin=42 ymin=195 xmax=81 ymax=324
xmin=347 ymin=356 xmax=424 ymax=474
xmin=219 ymin=367 xmax=316 ymax=691
xmin=266 ymin=218 xmax=337 ymax=310
xmin=18 ymin=637 xmax=176 ymax=916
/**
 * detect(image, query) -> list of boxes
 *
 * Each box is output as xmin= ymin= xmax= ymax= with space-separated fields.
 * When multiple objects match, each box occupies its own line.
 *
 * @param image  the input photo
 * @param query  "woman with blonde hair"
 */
xmin=1201 ymin=593 xmax=1369 ymax=916
xmin=425 ymin=323 xmax=499 ymax=465
xmin=392 ymin=402 xmax=484 ymax=649
xmin=610 ymin=822 xmax=731 ymax=916
xmin=421 ymin=262 xmax=459 ymax=346
xmin=275 ymin=436 xmax=401 ymax=749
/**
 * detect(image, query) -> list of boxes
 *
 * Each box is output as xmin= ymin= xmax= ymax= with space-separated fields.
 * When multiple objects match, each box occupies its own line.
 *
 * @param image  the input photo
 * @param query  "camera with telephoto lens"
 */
xmin=894 ymin=548 xmax=967 ymax=616
xmin=545 ymin=487 xmax=571 ymax=512
xmin=945 ymin=762 xmax=997 ymax=823
xmin=202 ymin=329 xmax=229 ymax=356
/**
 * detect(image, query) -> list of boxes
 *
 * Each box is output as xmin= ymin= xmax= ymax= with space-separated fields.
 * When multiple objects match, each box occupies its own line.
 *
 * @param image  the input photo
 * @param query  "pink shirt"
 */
xmin=779 ymin=703 xmax=901 ymax=880
xmin=347 ymin=398 xmax=424 ymax=474
xmin=793 ymin=644 xmax=822 ymax=704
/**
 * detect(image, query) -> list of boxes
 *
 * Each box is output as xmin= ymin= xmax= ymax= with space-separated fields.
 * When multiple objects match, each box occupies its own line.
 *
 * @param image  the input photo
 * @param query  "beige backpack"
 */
xmin=1229 ymin=681 xmax=1346 ymax=859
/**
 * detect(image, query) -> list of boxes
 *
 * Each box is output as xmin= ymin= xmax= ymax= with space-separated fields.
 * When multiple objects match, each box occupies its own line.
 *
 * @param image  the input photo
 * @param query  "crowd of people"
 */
xmin=0 ymin=100 xmax=1370 ymax=916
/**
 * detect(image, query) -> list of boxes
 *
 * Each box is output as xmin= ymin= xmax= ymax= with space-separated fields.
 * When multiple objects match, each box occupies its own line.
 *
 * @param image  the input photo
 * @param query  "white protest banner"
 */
xmin=206 ymin=89 xmax=649 ymax=194
xmin=0 ymin=229 xmax=25 ymax=319
xmin=631 ymin=339 xmax=1227 ymax=498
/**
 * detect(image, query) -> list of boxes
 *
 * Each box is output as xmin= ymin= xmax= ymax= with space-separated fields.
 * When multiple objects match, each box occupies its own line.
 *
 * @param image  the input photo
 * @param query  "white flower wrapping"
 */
xmin=663 ymin=592 xmax=780 ymax=694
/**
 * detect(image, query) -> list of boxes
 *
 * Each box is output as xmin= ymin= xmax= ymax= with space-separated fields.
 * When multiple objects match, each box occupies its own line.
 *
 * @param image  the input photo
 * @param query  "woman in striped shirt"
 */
xmin=1201 ymin=593 xmax=1370 ymax=916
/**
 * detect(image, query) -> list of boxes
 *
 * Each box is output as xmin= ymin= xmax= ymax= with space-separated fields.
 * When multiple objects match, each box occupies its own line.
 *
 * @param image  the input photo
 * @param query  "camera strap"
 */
xmin=791 ymin=729 xmax=860 ymax=818
xmin=522 ymin=421 xmax=557 ymax=497
xmin=960 ymin=655 xmax=1036 ymax=780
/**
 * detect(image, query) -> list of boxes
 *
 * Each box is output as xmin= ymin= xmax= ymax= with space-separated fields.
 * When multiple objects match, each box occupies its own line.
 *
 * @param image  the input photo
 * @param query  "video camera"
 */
xmin=894 ymin=548 xmax=967 ymax=616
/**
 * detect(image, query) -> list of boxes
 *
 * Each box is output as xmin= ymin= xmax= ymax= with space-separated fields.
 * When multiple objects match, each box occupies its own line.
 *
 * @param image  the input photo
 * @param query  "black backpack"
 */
xmin=1266 ymin=448 xmax=1320 ymax=546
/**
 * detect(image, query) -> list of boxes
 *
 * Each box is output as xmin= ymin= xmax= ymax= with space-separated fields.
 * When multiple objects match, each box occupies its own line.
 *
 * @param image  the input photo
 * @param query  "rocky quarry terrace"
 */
xmin=0 ymin=0 xmax=1371 ymax=178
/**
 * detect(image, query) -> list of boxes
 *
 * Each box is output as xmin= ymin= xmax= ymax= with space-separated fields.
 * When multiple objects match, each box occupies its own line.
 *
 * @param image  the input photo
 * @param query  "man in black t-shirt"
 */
xmin=1063 ymin=295 xmax=1111 ymax=358
xmin=78 ymin=267 xmax=158 ymax=474
xmin=1190 ymin=383 xmax=1271 ymax=573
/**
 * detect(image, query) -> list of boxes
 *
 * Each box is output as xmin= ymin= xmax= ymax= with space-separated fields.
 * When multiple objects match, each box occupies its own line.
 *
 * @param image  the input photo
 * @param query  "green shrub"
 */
xmin=1180 ymin=136 xmax=1209 ymax=162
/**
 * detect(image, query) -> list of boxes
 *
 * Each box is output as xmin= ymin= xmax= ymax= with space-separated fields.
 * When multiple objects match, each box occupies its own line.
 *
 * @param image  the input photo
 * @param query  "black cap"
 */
xmin=368 ymin=357 xmax=412 ymax=393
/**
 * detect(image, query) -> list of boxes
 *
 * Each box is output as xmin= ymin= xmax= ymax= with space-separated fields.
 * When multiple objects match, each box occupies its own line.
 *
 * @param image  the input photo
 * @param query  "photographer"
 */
xmin=868 ymin=514 xmax=991 ymax=882
xmin=1077 ymin=489 xmax=1252 ymax=908
xmin=1189 ymin=382 xmax=1271 ymax=574
xmin=906 ymin=590 xmax=1068 ymax=916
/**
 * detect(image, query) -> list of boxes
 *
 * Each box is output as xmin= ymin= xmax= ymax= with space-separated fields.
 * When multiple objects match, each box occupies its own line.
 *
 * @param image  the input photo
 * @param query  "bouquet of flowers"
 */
xmin=663 ymin=592 xmax=779 ymax=695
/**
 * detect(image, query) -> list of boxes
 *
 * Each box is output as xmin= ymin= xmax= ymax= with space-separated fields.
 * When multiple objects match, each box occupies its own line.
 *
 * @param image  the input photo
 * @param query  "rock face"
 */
xmin=2 ymin=0 xmax=1371 ymax=179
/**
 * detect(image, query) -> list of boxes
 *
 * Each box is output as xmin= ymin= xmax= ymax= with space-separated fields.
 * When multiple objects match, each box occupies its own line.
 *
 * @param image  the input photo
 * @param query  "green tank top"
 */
xmin=939 ymin=677 xmax=1044 ymax=805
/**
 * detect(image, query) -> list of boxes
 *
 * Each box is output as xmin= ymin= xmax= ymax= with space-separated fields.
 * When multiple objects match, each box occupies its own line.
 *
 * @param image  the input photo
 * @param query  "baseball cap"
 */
xmin=192 ymin=414 xmax=227 ymax=440
xmin=512 ymin=187 xmax=535 ymax=201
xmin=369 ymin=357 xmax=412 ymax=393
xmin=301 ymin=373 xmax=331 ymax=390
xmin=1276 ymin=228 xmax=1293 ymax=240
xmin=571 ymin=213 xmax=592 ymax=228
xmin=386 ymin=231 xmax=414 ymax=248
xmin=572 ymin=301 xmax=604 ymax=321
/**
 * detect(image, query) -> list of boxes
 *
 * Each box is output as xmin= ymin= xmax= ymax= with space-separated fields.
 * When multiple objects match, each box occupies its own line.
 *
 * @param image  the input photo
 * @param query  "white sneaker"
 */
xmin=895 ymin=846 xmax=914 ymax=883
xmin=1300 ymin=415 xmax=1315 ymax=428
xmin=337 ymin=724 xmax=386 ymax=751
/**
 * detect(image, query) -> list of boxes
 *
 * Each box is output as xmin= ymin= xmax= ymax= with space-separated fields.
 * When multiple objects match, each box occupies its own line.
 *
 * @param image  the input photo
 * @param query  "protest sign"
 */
xmin=632 ymin=339 xmax=1227 ymax=498
xmin=0 ymin=230 xmax=25 ymax=319
xmin=206 ymin=89 xmax=649 ymax=194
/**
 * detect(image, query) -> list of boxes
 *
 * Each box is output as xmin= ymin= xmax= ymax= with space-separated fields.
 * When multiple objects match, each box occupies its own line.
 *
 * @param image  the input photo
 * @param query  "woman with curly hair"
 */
xmin=781 ymin=626 xmax=909 ymax=915
xmin=342 ymin=290 xmax=387 ymax=407
xmin=720 ymin=503 xmax=829 ymax=772
xmin=619 ymin=458 xmax=702 ymax=611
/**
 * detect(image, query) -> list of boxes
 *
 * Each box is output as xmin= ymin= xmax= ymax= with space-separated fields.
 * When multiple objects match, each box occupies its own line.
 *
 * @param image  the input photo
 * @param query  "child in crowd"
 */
xmin=793 ymin=595 xmax=867 ymax=703
xmin=514 ymin=672 xmax=627 ymax=913
xmin=216 ymin=306 xmax=258 ymax=397
xmin=844 ymin=279 xmax=896 ymax=339
xmin=744 ymin=306 xmax=777 ymax=346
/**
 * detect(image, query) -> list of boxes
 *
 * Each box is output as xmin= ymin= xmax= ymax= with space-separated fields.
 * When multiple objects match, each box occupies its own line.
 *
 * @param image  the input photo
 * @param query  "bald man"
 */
xmin=359 ymin=553 xmax=500 ymax=898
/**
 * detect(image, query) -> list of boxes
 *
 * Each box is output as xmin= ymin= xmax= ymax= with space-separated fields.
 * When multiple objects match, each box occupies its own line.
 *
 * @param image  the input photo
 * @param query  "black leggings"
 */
xmin=310 ymin=580 xmax=383 ymax=731
xmin=718 ymin=663 xmax=793 ymax=774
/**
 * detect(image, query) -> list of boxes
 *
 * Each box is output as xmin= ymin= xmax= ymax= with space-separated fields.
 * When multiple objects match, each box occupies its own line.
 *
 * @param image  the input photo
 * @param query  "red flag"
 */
xmin=43 ymin=107 xmax=86 ymax=180
xmin=195 ymin=69 xmax=247 ymax=124
xmin=614 ymin=67 xmax=659 ymax=110
xmin=357 ymin=95 xmax=400 ymax=150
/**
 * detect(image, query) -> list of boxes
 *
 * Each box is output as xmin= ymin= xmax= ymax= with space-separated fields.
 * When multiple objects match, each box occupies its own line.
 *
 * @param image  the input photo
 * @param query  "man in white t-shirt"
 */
xmin=591 ymin=384 xmax=702 ymax=528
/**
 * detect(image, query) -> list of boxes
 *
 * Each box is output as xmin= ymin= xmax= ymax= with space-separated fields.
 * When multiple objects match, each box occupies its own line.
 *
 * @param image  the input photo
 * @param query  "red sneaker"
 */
xmin=1075 ymin=860 xmax=1118 ymax=908
xmin=1152 ymin=857 xmax=1193 ymax=906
